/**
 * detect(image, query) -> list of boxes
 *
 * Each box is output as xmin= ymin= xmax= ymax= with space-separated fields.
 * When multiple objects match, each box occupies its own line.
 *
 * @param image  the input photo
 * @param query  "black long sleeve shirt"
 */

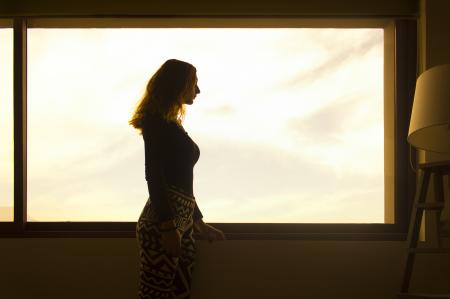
xmin=143 ymin=115 xmax=203 ymax=222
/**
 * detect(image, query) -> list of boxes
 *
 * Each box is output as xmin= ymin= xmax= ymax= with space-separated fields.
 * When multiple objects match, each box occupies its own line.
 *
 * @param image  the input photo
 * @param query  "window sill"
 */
xmin=0 ymin=222 xmax=407 ymax=240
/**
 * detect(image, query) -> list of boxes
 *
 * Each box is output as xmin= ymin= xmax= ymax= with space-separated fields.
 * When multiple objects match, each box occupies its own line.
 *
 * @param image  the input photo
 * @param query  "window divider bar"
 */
xmin=13 ymin=18 xmax=27 ymax=232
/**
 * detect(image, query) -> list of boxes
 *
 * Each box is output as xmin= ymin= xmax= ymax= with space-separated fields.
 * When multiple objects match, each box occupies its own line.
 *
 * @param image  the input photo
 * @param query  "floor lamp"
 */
xmin=399 ymin=63 xmax=450 ymax=298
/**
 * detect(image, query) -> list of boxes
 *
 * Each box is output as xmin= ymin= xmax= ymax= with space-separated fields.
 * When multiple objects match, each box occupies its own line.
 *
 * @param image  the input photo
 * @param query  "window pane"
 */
xmin=0 ymin=28 xmax=14 ymax=222
xmin=28 ymin=28 xmax=384 ymax=222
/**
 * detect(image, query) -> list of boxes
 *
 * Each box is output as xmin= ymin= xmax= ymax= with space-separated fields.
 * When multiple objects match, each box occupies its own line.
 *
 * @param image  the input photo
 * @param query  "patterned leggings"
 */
xmin=136 ymin=188 xmax=197 ymax=299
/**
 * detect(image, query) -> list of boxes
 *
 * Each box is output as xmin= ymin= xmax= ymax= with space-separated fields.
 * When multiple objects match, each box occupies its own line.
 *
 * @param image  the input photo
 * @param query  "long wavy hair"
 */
xmin=129 ymin=59 xmax=197 ymax=133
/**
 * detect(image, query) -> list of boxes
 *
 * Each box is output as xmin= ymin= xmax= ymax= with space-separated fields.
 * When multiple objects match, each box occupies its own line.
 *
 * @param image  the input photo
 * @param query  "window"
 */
xmin=28 ymin=26 xmax=383 ymax=223
xmin=1 ymin=18 xmax=417 ymax=238
xmin=0 ymin=24 xmax=13 ymax=222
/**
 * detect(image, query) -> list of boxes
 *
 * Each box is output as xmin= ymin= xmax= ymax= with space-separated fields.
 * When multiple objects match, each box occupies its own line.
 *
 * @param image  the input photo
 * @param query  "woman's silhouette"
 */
xmin=130 ymin=59 xmax=225 ymax=299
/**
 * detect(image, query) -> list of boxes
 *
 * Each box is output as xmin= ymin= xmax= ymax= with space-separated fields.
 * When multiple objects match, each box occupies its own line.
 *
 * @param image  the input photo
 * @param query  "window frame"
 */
xmin=0 ymin=17 xmax=417 ymax=239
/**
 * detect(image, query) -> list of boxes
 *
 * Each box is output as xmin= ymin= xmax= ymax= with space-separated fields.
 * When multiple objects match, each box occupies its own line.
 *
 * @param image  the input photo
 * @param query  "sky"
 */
xmin=0 ymin=29 xmax=13 ymax=221
xmin=0 ymin=28 xmax=384 ymax=223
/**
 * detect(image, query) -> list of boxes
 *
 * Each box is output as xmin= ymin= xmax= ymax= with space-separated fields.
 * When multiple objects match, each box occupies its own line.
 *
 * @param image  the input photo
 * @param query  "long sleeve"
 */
xmin=144 ymin=122 xmax=174 ymax=222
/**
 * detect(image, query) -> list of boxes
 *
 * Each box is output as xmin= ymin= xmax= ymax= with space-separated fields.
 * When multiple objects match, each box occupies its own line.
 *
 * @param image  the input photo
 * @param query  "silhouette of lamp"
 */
xmin=400 ymin=63 xmax=450 ymax=295
xmin=408 ymin=63 xmax=450 ymax=154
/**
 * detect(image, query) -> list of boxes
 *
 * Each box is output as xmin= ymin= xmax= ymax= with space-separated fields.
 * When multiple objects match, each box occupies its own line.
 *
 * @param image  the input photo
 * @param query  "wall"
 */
xmin=0 ymin=238 xmax=449 ymax=299
xmin=0 ymin=239 xmax=415 ymax=299
xmin=418 ymin=0 xmax=450 ymax=241
xmin=1 ymin=1 xmax=450 ymax=298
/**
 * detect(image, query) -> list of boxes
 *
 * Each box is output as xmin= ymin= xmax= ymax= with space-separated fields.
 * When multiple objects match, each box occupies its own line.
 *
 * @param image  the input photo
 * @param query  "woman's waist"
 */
xmin=140 ymin=186 xmax=196 ymax=227
xmin=146 ymin=181 xmax=194 ymax=198
xmin=166 ymin=184 xmax=196 ymax=207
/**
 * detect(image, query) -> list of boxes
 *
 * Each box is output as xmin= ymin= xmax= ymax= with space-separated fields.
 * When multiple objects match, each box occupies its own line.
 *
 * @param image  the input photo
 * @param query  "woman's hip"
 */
xmin=138 ymin=185 xmax=196 ymax=232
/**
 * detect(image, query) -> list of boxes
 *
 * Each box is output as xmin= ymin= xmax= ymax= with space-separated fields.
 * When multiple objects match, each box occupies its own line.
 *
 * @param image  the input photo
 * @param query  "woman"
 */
xmin=130 ymin=59 xmax=225 ymax=299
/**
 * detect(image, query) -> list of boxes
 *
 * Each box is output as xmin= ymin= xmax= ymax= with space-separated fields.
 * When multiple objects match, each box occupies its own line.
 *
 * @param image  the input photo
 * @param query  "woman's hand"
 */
xmin=159 ymin=220 xmax=182 ymax=257
xmin=194 ymin=220 xmax=226 ymax=242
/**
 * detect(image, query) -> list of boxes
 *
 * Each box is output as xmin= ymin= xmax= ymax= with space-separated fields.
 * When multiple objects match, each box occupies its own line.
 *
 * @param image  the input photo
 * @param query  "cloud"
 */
xmin=280 ymin=31 xmax=382 ymax=88
xmin=26 ymin=132 xmax=383 ymax=222
xmin=205 ymin=104 xmax=235 ymax=116
xmin=286 ymin=95 xmax=363 ymax=143
xmin=194 ymin=137 xmax=383 ymax=223
xmin=195 ymin=137 xmax=381 ymax=200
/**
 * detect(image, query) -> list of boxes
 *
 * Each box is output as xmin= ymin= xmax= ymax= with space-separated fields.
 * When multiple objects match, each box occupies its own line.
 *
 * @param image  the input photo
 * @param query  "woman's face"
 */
xmin=184 ymin=74 xmax=200 ymax=105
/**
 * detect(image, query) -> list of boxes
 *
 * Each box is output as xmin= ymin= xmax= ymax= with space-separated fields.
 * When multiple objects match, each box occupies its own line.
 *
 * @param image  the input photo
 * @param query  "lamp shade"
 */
xmin=408 ymin=63 xmax=450 ymax=154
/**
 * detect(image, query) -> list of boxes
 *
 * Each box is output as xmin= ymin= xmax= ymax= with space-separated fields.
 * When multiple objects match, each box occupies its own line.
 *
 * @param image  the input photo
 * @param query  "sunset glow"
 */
xmin=1 ymin=28 xmax=384 ymax=223
xmin=0 ymin=28 xmax=13 ymax=222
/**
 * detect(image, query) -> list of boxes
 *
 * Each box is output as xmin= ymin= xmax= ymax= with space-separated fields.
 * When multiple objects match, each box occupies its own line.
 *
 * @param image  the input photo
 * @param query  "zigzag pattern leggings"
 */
xmin=136 ymin=188 xmax=197 ymax=299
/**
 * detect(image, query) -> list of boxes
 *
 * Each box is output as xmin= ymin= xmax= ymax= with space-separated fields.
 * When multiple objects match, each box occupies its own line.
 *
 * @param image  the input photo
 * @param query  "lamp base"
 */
xmin=418 ymin=149 xmax=450 ymax=164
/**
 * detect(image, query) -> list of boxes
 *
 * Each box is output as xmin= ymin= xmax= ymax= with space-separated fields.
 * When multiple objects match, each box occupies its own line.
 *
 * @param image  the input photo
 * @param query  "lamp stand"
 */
xmin=399 ymin=161 xmax=450 ymax=299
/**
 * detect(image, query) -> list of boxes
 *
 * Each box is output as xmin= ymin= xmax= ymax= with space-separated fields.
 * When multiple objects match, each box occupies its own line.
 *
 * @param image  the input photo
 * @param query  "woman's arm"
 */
xmin=144 ymin=120 xmax=175 ymax=222
xmin=194 ymin=219 xmax=226 ymax=242
xmin=193 ymin=203 xmax=225 ymax=242
xmin=144 ymin=120 xmax=183 ymax=256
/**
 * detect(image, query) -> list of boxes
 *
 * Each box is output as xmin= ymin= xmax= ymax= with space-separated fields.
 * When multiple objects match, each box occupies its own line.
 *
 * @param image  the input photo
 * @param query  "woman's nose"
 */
xmin=196 ymin=85 xmax=200 ymax=94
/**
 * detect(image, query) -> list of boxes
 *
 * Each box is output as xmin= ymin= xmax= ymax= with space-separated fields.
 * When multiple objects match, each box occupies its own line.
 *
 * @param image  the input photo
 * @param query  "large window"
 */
xmin=0 ymin=25 xmax=13 ymax=222
xmin=0 ymin=17 xmax=417 ymax=238
xmin=27 ymin=27 xmax=384 ymax=223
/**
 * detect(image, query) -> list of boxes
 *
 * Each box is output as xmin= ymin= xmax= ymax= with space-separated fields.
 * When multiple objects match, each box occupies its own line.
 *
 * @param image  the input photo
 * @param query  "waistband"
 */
xmin=166 ymin=184 xmax=195 ymax=204
xmin=140 ymin=185 xmax=196 ymax=228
